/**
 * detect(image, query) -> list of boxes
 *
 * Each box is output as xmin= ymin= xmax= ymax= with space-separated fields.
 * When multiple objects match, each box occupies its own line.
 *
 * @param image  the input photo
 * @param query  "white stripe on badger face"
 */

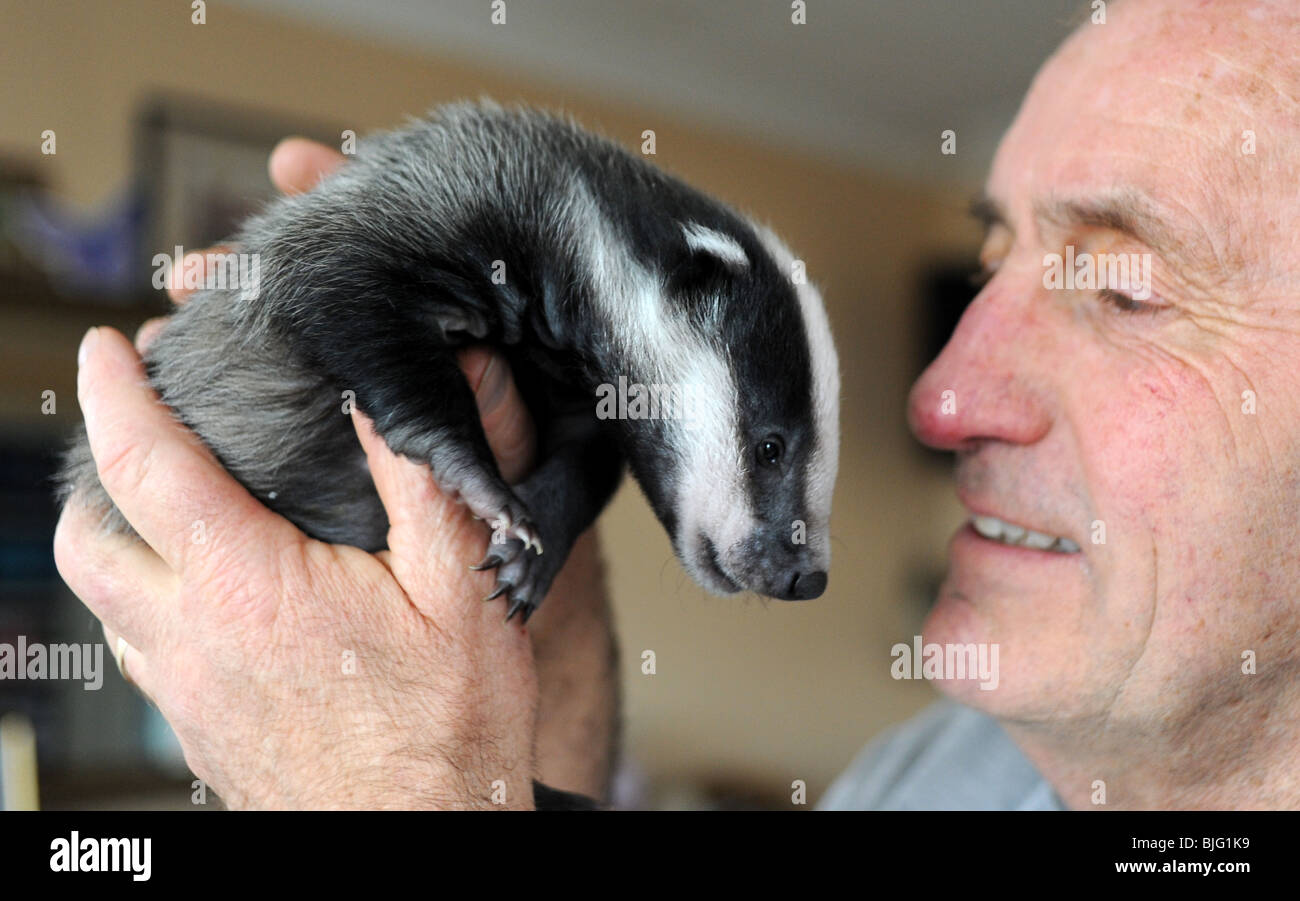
xmin=749 ymin=221 xmax=840 ymax=569
xmin=681 ymin=222 xmax=750 ymax=269
xmin=574 ymin=188 xmax=756 ymax=594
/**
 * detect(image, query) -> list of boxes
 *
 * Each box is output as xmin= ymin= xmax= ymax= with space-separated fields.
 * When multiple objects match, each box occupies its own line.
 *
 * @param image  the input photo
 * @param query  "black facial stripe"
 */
xmin=727 ymin=276 xmax=816 ymax=530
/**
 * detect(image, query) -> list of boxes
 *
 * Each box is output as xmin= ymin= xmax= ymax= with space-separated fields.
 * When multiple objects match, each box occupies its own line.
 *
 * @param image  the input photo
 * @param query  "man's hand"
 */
xmin=60 ymin=330 xmax=537 ymax=807
xmin=53 ymin=138 xmax=619 ymax=807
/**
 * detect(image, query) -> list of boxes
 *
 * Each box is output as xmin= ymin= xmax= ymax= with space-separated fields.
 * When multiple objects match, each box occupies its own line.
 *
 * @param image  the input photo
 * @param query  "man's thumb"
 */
xmin=456 ymin=348 xmax=537 ymax=484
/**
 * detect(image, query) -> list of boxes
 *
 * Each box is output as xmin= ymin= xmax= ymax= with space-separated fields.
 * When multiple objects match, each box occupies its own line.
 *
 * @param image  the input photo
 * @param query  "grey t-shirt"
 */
xmin=817 ymin=700 xmax=1067 ymax=810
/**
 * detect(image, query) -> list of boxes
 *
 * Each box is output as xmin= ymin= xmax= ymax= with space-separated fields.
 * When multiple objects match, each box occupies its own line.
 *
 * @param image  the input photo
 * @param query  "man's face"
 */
xmin=908 ymin=0 xmax=1300 ymax=733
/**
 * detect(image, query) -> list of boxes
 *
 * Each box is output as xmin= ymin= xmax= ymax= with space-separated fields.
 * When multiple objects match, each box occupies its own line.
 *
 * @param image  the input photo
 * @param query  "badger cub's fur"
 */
xmin=59 ymin=101 xmax=840 ymax=622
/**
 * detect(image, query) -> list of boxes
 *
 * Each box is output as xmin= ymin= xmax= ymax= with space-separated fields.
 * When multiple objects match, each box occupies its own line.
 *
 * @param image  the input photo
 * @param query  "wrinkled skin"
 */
xmin=909 ymin=0 xmax=1300 ymax=808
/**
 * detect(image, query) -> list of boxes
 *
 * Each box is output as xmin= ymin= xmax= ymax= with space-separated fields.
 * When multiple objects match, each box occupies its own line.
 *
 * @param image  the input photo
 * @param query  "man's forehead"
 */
xmin=985 ymin=0 xmax=1299 ymax=279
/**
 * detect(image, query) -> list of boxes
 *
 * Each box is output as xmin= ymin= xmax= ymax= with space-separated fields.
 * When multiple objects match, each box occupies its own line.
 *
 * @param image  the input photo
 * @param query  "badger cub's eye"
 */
xmin=756 ymin=435 xmax=784 ymax=467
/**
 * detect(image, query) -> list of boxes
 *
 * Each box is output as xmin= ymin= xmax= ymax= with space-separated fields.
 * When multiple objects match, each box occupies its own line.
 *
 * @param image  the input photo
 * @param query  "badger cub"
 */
xmin=59 ymin=101 xmax=840 ymax=622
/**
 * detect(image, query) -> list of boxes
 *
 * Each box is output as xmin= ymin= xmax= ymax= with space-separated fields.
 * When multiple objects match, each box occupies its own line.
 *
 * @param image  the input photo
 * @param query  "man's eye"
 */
xmin=1098 ymin=288 xmax=1165 ymax=315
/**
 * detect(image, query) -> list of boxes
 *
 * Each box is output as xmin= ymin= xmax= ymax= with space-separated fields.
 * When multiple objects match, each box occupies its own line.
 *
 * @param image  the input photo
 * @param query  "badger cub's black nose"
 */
xmin=784 ymin=570 xmax=828 ymax=601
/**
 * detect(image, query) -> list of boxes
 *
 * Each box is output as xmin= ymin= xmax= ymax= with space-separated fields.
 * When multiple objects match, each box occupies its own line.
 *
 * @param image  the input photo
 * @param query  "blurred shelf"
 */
xmin=0 ymin=269 xmax=163 ymax=316
xmin=0 ymin=270 xmax=162 ymax=432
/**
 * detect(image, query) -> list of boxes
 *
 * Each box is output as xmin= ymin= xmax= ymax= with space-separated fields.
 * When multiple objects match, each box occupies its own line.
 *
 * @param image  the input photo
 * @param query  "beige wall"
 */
xmin=1 ymin=0 xmax=979 ymax=803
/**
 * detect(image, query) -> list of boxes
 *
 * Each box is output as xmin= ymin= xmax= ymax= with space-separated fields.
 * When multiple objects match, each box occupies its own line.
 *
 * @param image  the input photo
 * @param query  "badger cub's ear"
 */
xmin=681 ymin=222 xmax=749 ymax=268
xmin=670 ymin=222 xmax=749 ymax=294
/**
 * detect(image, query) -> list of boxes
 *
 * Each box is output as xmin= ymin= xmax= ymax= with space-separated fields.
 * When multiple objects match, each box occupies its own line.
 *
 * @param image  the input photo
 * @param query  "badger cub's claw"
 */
xmin=455 ymin=482 xmax=552 ymax=621
xmin=488 ymin=515 xmax=543 ymax=556
xmin=451 ymin=476 xmax=537 ymax=549
xmin=478 ymin=538 xmax=544 ymax=623
xmin=505 ymin=596 xmax=537 ymax=624
xmin=469 ymin=553 xmax=502 ymax=572
xmin=468 ymin=511 xmax=547 ymax=621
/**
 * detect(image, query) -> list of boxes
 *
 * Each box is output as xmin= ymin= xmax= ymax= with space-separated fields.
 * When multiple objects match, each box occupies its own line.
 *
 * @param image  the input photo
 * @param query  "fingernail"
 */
xmin=78 ymin=327 xmax=99 ymax=367
xmin=476 ymin=355 xmax=508 ymax=415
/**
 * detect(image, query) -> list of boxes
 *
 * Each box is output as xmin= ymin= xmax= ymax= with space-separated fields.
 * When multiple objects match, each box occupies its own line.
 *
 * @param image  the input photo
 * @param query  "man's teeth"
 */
xmin=971 ymin=515 xmax=1080 ymax=553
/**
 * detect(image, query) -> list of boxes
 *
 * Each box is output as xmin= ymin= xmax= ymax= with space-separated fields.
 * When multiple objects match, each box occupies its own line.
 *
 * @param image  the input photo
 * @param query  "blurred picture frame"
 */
xmin=913 ymin=257 xmax=979 ymax=465
xmin=134 ymin=93 xmax=340 ymax=295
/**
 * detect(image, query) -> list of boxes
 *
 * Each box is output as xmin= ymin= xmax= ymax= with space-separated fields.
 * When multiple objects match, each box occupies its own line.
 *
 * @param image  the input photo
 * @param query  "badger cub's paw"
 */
xmin=470 ymin=526 xmax=546 ymax=623
xmin=474 ymin=542 xmax=543 ymax=622
xmin=452 ymin=480 xmax=538 ymax=548
xmin=462 ymin=491 xmax=545 ymax=621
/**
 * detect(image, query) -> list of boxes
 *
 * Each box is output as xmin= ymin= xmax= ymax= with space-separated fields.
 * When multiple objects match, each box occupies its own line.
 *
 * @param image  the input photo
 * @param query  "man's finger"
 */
xmin=350 ymin=408 xmax=513 ymax=630
xmin=349 ymin=409 xmax=468 ymax=583
xmin=135 ymin=316 xmax=168 ymax=352
xmin=53 ymin=499 xmax=175 ymax=654
xmin=268 ymin=138 xmax=345 ymax=195
xmin=77 ymin=326 xmax=293 ymax=574
xmin=166 ymin=245 xmax=232 ymax=304
xmin=351 ymin=410 xmax=532 ymax=650
xmin=101 ymin=624 xmax=156 ymax=703
xmin=456 ymin=348 xmax=537 ymax=484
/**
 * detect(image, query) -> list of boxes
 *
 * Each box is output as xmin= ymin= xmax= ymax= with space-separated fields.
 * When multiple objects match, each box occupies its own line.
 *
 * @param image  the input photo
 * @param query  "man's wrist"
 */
xmin=529 ymin=529 xmax=621 ymax=799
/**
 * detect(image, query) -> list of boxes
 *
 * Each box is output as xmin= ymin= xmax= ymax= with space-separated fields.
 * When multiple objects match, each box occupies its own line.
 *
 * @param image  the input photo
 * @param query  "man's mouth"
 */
xmin=970 ymin=514 xmax=1080 ymax=554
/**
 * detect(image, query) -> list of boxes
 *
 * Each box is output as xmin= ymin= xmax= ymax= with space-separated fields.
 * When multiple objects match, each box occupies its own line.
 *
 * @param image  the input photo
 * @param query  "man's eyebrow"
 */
xmin=1032 ymin=192 xmax=1205 ymax=269
xmin=970 ymin=190 xmax=1218 ymax=274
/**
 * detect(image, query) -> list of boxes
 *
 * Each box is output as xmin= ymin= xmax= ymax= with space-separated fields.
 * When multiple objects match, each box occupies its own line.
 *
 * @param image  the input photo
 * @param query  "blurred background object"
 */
xmin=0 ymin=0 xmax=1080 ymax=809
xmin=1 ymin=711 xmax=40 ymax=810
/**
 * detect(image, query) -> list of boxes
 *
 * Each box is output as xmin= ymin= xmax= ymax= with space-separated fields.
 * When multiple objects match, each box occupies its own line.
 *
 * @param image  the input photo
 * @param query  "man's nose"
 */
xmin=906 ymin=288 xmax=1053 ymax=452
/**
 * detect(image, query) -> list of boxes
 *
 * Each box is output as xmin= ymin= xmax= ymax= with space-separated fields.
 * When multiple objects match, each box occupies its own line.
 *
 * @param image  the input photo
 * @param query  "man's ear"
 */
xmin=668 ymin=221 xmax=749 ymax=294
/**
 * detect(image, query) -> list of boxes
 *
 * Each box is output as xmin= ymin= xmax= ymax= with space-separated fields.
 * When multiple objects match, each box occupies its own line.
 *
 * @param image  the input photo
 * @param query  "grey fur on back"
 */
xmin=57 ymin=100 xmax=609 ymax=550
xmin=59 ymin=289 xmax=392 ymax=548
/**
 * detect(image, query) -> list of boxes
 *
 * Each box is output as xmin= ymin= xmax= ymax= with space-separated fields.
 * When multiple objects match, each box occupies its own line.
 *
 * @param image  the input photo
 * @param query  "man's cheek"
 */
xmin=1059 ymin=359 xmax=1189 ymax=602
xmin=1074 ymin=362 xmax=1190 ymax=530
xmin=1083 ymin=356 xmax=1242 ymax=614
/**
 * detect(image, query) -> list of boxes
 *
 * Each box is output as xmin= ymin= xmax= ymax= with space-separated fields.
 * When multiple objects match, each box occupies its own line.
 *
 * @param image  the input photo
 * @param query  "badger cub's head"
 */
xmin=616 ymin=217 xmax=840 ymax=601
